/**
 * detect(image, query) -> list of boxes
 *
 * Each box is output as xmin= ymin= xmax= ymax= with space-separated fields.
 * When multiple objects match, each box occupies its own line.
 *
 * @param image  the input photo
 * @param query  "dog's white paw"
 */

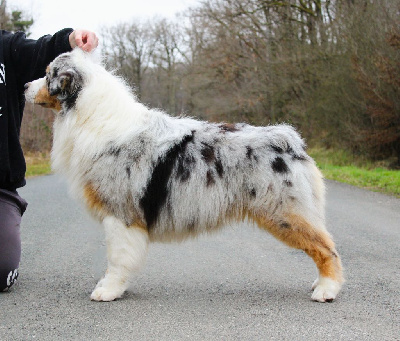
xmin=311 ymin=277 xmax=341 ymax=303
xmin=90 ymin=287 xmax=123 ymax=302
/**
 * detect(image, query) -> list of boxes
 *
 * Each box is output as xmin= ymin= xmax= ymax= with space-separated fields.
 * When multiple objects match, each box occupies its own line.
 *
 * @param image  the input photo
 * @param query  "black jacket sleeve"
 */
xmin=10 ymin=28 xmax=73 ymax=88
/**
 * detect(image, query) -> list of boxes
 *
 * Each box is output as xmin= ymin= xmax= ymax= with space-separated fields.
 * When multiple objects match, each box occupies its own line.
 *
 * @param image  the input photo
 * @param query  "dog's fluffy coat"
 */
xmin=25 ymin=49 xmax=343 ymax=302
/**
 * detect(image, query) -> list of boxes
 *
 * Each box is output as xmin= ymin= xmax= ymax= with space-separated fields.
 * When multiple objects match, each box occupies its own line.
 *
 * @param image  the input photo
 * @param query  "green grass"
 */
xmin=309 ymin=147 xmax=400 ymax=197
xmin=25 ymin=153 xmax=52 ymax=178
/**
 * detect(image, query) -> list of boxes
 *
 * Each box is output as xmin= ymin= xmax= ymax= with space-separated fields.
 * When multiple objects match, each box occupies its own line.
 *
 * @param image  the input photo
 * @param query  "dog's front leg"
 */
xmin=91 ymin=216 xmax=149 ymax=302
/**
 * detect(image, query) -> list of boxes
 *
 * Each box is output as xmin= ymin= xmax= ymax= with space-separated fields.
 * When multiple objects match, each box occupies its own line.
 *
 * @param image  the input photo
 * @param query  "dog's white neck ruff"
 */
xmin=51 ymin=51 xmax=151 ymax=186
xmin=50 ymin=50 xmax=198 ymax=200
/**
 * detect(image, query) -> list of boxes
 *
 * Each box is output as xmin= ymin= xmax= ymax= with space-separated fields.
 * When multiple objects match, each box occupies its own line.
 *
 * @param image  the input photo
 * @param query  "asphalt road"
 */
xmin=1 ymin=174 xmax=399 ymax=340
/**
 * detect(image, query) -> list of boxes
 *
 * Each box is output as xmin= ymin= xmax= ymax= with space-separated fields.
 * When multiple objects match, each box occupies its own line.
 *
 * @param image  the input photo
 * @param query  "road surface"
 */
xmin=1 ymin=175 xmax=399 ymax=340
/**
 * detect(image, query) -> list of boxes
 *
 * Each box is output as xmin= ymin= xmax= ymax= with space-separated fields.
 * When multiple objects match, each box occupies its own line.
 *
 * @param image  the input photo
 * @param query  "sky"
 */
xmin=10 ymin=0 xmax=199 ymax=40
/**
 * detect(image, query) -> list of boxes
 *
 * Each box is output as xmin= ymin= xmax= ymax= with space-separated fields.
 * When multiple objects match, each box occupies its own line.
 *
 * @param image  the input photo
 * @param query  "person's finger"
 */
xmin=80 ymin=32 xmax=98 ymax=52
xmin=74 ymin=30 xmax=84 ymax=49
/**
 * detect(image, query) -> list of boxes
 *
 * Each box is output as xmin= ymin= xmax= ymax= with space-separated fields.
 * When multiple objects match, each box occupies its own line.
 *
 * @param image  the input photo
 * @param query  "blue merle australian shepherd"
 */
xmin=25 ymin=49 xmax=343 ymax=302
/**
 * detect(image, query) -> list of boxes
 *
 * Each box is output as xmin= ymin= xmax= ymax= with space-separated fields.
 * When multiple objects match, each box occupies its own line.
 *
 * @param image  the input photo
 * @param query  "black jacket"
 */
xmin=0 ymin=28 xmax=73 ymax=190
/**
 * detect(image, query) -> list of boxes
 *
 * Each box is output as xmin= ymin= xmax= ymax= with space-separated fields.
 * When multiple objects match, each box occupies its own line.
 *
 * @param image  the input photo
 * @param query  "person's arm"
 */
xmin=11 ymin=28 xmax=74 ymax=88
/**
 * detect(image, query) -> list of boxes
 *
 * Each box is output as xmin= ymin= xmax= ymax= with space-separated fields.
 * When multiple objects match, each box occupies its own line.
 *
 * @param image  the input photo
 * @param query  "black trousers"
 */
xmin=0 ymin=189 xmax=27 ymax=292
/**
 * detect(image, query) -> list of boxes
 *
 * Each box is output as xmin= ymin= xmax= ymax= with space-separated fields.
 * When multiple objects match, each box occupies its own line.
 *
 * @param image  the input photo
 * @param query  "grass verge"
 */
xmin=25 ymin=152 xmax=52 ymax=178
xmin=309 ymin=147 xmax=400 ymax=198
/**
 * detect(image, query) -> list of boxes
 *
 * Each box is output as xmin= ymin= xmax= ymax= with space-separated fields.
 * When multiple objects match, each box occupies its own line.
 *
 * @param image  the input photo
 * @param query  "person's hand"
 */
xmin=69 ymin=30 xmax=99 ymax=52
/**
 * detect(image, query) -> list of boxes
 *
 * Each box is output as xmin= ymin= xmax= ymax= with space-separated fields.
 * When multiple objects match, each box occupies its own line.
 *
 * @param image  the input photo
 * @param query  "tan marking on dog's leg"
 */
xmin=83 ymin=182 xmax=108 ymax=220
xmin=129 ymin=222 xmax=149 ymax=234
xmin=251 ymin=213 xmax=343 ymax=302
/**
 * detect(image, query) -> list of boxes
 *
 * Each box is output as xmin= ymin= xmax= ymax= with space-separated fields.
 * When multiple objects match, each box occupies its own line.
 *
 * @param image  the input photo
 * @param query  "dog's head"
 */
xmin=25 ymin=50 xmax=86 ymax=112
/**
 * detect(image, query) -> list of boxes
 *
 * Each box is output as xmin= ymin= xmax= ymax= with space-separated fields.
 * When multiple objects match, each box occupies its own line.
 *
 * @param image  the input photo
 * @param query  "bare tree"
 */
xmin=100 ymin=0 xmax=400 ymax=166
xmin=150 ymin=18 xmax=184 ymax=113
xmin=346 ymin=1 xmax=400 ymax=165
xmin=102 ymin=20 xmax=156 ymax=99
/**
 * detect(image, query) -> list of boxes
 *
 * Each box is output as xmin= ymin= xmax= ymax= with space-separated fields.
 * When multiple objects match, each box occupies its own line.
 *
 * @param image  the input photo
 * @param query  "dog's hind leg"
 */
xmin=90 ymin=216 xmax=149 ymax=302
xmin=254 ymin=213 xmax=343 ymax=302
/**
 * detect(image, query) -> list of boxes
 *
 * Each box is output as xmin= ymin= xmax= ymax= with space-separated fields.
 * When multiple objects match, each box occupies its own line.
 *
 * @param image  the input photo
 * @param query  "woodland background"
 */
xmin=2 ymin=0 xmax=399 ymax=167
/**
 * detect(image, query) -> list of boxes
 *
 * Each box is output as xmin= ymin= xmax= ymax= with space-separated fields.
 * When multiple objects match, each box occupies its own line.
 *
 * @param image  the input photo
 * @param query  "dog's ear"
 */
xmin=49 ymin=69 xmax=78 ymax=96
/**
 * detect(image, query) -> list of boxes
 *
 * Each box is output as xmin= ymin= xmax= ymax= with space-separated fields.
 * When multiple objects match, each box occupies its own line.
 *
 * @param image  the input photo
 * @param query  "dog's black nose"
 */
xmin=24 ymin=83 xmax=30 ymax=90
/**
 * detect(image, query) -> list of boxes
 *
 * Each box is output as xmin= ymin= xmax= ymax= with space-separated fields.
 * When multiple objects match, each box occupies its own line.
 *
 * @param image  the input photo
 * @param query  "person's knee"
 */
xmin=0 ymin=228 xmax=21 ymax=292
xmin=0 ymin=189 xmax=26 ymax=292
xmin=0 ymin=268 xmax=19 ymax=292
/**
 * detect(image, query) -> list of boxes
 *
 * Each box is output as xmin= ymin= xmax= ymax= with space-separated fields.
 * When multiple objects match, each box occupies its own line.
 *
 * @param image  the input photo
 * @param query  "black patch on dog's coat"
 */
xmin=270 ymin=143 xmax=307 ymax=162
xmin=270 ymin=144 xmax=284 ymax=154
xmin=292 ymin=153 xmax=307 ymax=161
xmin=272 ymin=157 xmax=289 ymax=173
xmin=206 ymin=169 xmax=215 ymax=186
xmin=176 ymin=132 xmax=195 ymax=182
xmin=280 ymin=222 xmax=291 ymax=228
xmin=109 ymin=146 xmax=121 ymax=157
xmin=93 ymin=144 xmax=127 ymax=163
xmin=284 ymin=180 xmax=293 ymax=187
xmin=176 ymin=154 xmax=195 ymax=182
xmin=246 ymin=146 xmax=258 ymax=162
xmin=246 ymin=146 xmax=253 ymax=159
xmin=215 ymin=157 xmax=224 ymax=177
xmin=201 ymin=143 xmax=215 ymax=163
xmin=140 ymin=133 xmax=194 ymax=228
xmin=63 ymin=86 xmax=82 ymax=111
xmin=287 ymin=145 xmax=307 ymax=161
